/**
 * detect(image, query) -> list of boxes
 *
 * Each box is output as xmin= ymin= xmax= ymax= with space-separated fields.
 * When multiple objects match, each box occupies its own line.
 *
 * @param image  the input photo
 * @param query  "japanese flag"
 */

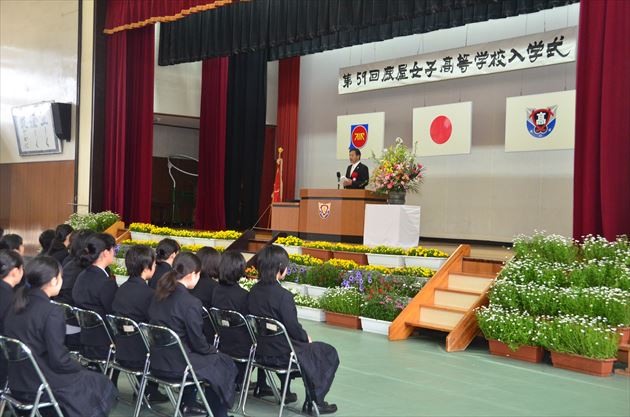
xmin=413 ymin=102 xmax=472 ymax=157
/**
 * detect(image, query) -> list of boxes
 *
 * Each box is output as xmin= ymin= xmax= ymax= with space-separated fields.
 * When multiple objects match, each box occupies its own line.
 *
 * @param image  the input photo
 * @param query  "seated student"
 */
xmin=54 ymin=229 xmax=95 ymax=305
xmin=190 ymin=246 xmax=220 ymax=309
xmin=148 ymin=238 xmax=180 ymax=289
xmin=37 ymin=229 xmax=55 ymax=257
xmin=0 ymin=233 xmax=25 ymax=256
xmin=72 ymin=233 xmax=119 ymax=359
xmin=111 ymin=244 xmax=168 ymax=403
xmin=248 ymin=245 xmax=339 ymax=415
xmin=148 ymin=252 xmax=238 ymax=417
xmin=3 ymin=257 xmax=117 ymax=417
xmin=0 ymin=250 xmax=24 ymax=388
xmin=46 ymin=224 xmax=74 ymax=264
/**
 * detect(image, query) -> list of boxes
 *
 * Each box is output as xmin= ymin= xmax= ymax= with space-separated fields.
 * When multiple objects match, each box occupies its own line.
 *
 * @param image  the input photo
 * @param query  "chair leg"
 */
xmin=278 ymin=369 xmax=292 ymax=417
xmin=173 ymin=385 xmax=187 ymax=417
xmin=133 ymin=375 xmax=148 ymax=417
xmin=241 ymin=364 xmax=256 ymax=416
xmin=265 ymin=370 xmax=282 ymax=402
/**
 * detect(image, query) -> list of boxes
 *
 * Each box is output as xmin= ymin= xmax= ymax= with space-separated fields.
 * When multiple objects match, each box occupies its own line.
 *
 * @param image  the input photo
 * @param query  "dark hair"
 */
xmin=349 ymin=148 xmax=361 ymax=157
xmin=125 ymin=245 xmax=156 ymax=277
xmin=197 ymin=247 xmax=221 ymax=279
xmin=13 ymin=256 xmax=60 ymax=313
xmin=48 ymin=224 xmax=74 ymax=252
xmin=155 ymin=238 xmax=180 ymax=262
xmin=256 ymin=245 xmax=289 ymax=284
xmin=155 ymin=252 xmax=200 ymax=301
xmin=38 ymin=229 xmax=56 ymax=253
xmin=0 ymin=234 xmax=23 ymax=252
xmin=0 ymin=249 xmax=23 ymax=280
xmin=79 ymin=233 xmax=115 ymax=268
xmin=69 ymin=230 xmax=95 ymax=258
xmin=0 ymin=227 xmax=4 ymax=238
xmin=219 ymin=251 xmax=246 ymax=285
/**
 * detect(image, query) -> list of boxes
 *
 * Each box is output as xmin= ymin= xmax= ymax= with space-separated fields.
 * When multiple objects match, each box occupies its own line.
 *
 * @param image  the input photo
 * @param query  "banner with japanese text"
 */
xmin=338 ymin=27 xmax=576 ymax=95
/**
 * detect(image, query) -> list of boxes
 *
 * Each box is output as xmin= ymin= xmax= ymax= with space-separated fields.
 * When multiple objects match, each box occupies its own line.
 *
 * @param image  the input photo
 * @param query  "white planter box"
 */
xmin=130 ymin=231 xmax=154 ymax=242
xmin=274 ymin=244 xmax=302 ymax=255
xmin=297 ymin=306 xmax=326 ymax=322
xmin=281 ymin=281 xmax=307 ymax=295
xmin=360 ymin=317 xmax=392 ymax=335
xmin=114 ymin=258 xmax=126 ymax=267
xmin=367 ymin=253 xmax=405 ymax=268
xmin=172 ymin=236 xmax=196 ymax=246
xmin=193 ymin=237 xmax=216 ymax=247
xmin=115 ymin=275 xmax=129 ymax=286
xmin=214 ymin=239 xmax=236 ymax=248
xmin=403 ymin=256 xmax=447 ymax=270
xmin=305 ymin=285 xmax=327 ymax=299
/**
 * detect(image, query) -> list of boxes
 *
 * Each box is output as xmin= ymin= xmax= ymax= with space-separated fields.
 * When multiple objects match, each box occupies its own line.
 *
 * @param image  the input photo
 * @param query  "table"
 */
xmin=363 ymin=204 xmax=421 ymax=248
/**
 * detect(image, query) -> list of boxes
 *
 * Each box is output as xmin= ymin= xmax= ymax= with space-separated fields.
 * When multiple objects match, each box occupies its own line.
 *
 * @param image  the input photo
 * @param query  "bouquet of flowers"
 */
xmin=370 ymin=137 xmax=424 ymax=193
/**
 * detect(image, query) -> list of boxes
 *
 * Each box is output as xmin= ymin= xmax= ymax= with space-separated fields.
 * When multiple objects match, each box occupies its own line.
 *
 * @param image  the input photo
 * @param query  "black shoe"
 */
xmin=283 ymin=391 xmax=298 ymax=404
xmin=253 ymin=385 xmax=274 ymax=398
xmin=303 ymin=400 xmax=338 ymax=415
xmin=180 ymin=404 xmax=208 ymax=417
xmin=145 ymin=390 xmax=170 ymax=403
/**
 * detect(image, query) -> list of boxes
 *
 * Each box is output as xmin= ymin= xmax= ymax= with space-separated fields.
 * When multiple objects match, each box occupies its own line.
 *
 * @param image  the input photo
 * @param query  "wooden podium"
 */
xmin=271 ymin=189 xmax=386 ymax=243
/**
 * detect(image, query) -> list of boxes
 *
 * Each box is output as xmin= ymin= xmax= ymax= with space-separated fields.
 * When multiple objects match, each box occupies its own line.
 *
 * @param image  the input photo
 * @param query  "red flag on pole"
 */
xmin=272 ymin=147 xmax=283 ymax=202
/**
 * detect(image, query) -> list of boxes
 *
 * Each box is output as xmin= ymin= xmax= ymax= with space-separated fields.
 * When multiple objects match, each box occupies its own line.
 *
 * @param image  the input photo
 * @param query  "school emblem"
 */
xmin=350 ymin=124 xmax=368 ymax=149
xmin=318 ymin=202 xmax=331 ymax=219
xmin=526 ymin=106 xmax=558 ymax=139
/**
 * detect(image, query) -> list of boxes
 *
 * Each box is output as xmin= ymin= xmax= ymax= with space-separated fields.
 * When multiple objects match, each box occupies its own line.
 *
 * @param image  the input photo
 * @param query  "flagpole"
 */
xmin=269 ymin=147 xmax=284 ymax=228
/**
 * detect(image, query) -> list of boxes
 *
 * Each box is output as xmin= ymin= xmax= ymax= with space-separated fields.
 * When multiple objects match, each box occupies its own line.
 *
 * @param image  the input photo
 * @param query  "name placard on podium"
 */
xmin=364 ymin=204 xmax=421 ymax=248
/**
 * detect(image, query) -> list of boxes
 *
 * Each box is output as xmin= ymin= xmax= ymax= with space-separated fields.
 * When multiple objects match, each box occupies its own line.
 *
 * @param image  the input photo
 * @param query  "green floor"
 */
xmin=111 ymin=321 xmax=630 ymax=417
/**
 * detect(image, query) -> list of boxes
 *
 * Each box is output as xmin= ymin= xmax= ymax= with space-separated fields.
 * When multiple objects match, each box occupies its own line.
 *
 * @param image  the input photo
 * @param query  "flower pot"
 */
xmin=302 ymin=248 xmax=333 ymax=261
xmin=325 ymin=311 xmax=362 ymax=329
xmin=618 ymin=327 xmax=630 ymax=346
xmin=174 ymin=236 xmax=196 ymax=246
xmin=403 ymin=256 xmax=447 ymax=270
xmin=193 ymin=237 xmax=216 ymax=247
xmin=367 ymin=253 xmax=405 ymax=268
xmin=360 ymin=317 xmax=391 ymax=335
xmin=305 ymin=285 xmax=327 ymax=299
xmin=387 ymin=191 xmax=406 ymax=205
xmin=115 ymin=275 xmax=129 ymax=286
xmin=114 ymin=258 xmax=126 ymax=267
xmin=214 ymin=239 xmax=236 ymax=248
xmin=274 ymin=244 xmax=302 ymax=255
xmin=130 ymin=231 xmax=153 ymax=242
xmin=297 ymin=307 xmax=326 ymax=322
xmin=550 ymin=351 xmax=616 ymax=377
xmin=488 ymin=340 xmax=544 ymax=363
xmin=332 ymin=250 xmax=368 ymax=265
xmin=281 ymin=281 xmax=307 ymax=295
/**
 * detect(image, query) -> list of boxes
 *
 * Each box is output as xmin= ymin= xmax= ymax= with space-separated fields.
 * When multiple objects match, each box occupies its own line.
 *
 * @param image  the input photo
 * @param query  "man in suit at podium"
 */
xmin=342 ymin=148 xmax=369 ymax=189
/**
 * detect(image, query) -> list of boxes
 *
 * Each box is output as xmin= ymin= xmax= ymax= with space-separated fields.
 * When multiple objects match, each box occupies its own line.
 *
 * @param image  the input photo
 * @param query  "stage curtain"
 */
xmin=103 ymin=25 xmax=154 ymax=223
xmin=573 ymin=0 xmax=630 ymax=240
xmin=224 ymin=51 xmax=268 ymax=230
xmin=195 ymin=57 xmax=229 ymax=231
xmin=104 ymin=0 xmax=237 ymax=34
xmin=158 ymin=0 xmax=578 ymax=65
xmin=276 ymin=56 xmax=300 ymax=201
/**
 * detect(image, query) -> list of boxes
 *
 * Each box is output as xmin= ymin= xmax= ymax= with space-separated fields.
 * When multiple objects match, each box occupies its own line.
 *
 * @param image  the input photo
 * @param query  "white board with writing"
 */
xmin=11 ymin=102 xmax=62 ymax=156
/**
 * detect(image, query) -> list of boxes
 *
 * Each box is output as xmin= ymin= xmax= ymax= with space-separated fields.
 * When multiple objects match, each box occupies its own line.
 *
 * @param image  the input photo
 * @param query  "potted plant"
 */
xmin=128 ymin=222 xmax=155 ymax=241
xmin=293 ymin=293 xmax=325 ymax=322
xmin=359 ymin=291 xmax=407 ymax=335
xmin=330 ymin=243 xmax=369 ymax=265
xmin=110 ymin=264 xmax=129 ymax=286
xmin=302 ymin=241 xmax=335 ymax=261
xmin=209 ymin=230 xmax=241 ymax=247
xmin=281 ymin=263 xmax=308 ymax=295
xmin=369 ymin=137 xmax=424 ymax=205
xmin=366 ymin=245 xmax=406 ymax=268
xmin=403 ymin=246 xmax=449 ymax=269
xmin=274 ymin=236 xmax=304 ymax=255
xmin=301 ymin=263 xmax=344 ymax=298
xmin=319 ymin=288 xmax=363 ymax=329
xmin=67 ymin=211 xmax=121 ymax=233
xmin=476 ymin=305 xmax=544 ymax=363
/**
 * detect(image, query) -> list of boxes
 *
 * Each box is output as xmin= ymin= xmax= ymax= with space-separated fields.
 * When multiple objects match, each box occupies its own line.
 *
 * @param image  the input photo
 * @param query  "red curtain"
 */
xmin=103 ymin=25 xmax=154 ymax=223
xmin=276 ymin=56 xmax=300 ymax=201
xmin=195 ymin=57 xmax=229 ymax=230
xmin=104 ymin=0 xmax=236 ymax=34
xmin=573 ymin=0 xmax=630 ymax=240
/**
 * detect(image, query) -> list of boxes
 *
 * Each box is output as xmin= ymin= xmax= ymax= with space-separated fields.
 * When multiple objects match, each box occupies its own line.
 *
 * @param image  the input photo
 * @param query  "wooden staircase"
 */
xmin=389 ymin=244 xmax=501 ymax=352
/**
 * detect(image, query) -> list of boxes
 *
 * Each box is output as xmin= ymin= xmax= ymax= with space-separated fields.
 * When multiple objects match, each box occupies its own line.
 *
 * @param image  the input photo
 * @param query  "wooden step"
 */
xmin=434 ymin=288 xmax=481 ymax=310
xmin=418 ymin=304 xmax=466 ymax=329
xmin=617 ymin=343 xmax=630 ymax=364
xmin=405 ymin=321 xmax=454 ymax=333
xmin=447 ymin=272 xmax=495 ymax=293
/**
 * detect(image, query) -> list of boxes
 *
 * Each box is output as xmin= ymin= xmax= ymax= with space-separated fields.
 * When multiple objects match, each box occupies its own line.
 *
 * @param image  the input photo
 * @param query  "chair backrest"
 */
xmin=138 ymin=323 xmax=194 ymax=375
xmin=0 ymin=336 xmax=53 ymax=399
xmin=106 ymin=314 xmax=143 ymax=340
xmin=246 ymin=315 xmax=296 ymax=356
xmin=50 ymin=301 xmax=75 ymax=322
xmin=106 ymin=315 xmax=148 ymax=367
xmin=201 ymin=306 xmax=219 ymax=347
xmin=74 ymin=307 xmax=114 ymax=344
xmin=209 ymin=308 xmax=256 ymax=344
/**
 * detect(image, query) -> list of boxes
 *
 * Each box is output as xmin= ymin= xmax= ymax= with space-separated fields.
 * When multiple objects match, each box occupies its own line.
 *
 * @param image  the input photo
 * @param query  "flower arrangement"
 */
xmin=110 ymin=263 xmax=128 ymax=276
xmin=319 ymin=288 xmax=363 ymax=316
xmin=327 ymin=258 xmax=359 ymax=270
xmin=67 ymin=211 xmax=120 ymax=232
xmin=361 ymin=291 xmax=408 ymax=322
xmin=245 ymin=266 xmax=258 ymax=277
xmin=292 ymin=293 xmax=320 ymax=309
xmin=512 ymin=231 xmax=579 ymax=264
xmin=330 ymin=243 xmax=370 ymax=253
xmin=128 ymin=223 xmax=242 ymax=240
xmin=239 ymin=277 xmax=257 ymax=291
xmin=302 ymin=241 xmax=336 ymax=250
xmin=405 ymin=246 xmax=449 ymax=258
xmin=370 ymin=137 xmax=424 ymax=194
xmin=275 ymin=236 xmax=304 ymax=246
xmin=476 ymin=305 xmax=539 ymax=351
xmin=288 ymin=254 xmax=323 ymax=266
xmin=367 ymin=245 xmax=406 ymax=255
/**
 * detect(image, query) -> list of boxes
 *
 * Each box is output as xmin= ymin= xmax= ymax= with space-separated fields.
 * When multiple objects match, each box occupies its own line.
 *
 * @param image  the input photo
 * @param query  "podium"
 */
xmin=271 ymin=189 xmax=386 ymax=243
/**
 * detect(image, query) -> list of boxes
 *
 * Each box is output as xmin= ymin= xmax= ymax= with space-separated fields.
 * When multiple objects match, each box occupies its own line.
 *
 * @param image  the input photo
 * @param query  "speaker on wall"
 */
xmin=51 ymin=102 xmax=72 ymax=141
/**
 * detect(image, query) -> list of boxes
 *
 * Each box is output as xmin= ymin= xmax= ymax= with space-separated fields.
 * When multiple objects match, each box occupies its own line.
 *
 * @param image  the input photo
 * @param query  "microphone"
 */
xmin=336 ymin=172 xmax=341 ymax=189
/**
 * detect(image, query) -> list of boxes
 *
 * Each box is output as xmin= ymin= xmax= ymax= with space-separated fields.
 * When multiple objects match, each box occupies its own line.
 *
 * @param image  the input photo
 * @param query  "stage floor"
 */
xmin=111 ymin=321 xmax=630 ymax=417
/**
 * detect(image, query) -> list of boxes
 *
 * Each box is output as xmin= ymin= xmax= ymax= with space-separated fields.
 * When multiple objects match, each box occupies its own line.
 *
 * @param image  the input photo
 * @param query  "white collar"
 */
xmin=351 ymin=161 xmax=360 ymax=172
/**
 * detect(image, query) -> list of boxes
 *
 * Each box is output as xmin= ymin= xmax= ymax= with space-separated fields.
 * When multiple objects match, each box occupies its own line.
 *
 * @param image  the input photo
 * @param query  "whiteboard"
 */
xmin=11 ymin=101 xmax=62 ymax=156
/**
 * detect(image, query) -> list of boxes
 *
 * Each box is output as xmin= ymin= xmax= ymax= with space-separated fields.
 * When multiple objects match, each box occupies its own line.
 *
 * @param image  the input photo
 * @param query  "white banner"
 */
xmin=339 ymin=27 xmax=576 ymax=95
xmin=413 ymin=102 xmax=472 ymax=157
xmin=336 ymin=112 xmax=385 ymax=160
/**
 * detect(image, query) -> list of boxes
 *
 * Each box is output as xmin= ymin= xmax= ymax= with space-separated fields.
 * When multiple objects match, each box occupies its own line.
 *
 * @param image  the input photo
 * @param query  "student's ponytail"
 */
xmin=13 ymin=256 xmax=60 ymax=313
xmin=79 ymin=233 xmax=115 ymax=268
xmin=155 ymin=238 xmax=180 ymax=262
xmin=155 ymin=252 xmax=200 ymax=301
xmin=0 ymin=249 xmax=23 ymax=280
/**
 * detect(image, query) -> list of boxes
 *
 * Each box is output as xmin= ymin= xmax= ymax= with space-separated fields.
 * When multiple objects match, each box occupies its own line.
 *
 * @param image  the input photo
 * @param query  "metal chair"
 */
xmin=138 ymin=323 xmax=215 ymax=417
xmin=73 ymin=307 xmax=115 ymax=374
xmin=246 ymin=315 xmax=320 ymax=417
xmin=208 ymin=307 xmax=256 ymax=414
xmin=50 ymin=301 xmax=80 ymax=355
xmin=201 ymin=307 xmax=220 ymax=348
xmin=0 ymin=335 xmax=64 ymax=417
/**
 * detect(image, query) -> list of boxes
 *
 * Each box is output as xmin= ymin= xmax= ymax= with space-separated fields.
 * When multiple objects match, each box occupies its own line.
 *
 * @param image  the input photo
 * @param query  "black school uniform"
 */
xmin=211 ymin=283 xmax=251 ymax=358
xmin=190 ymin=273 xmax=218 ymax=310
xmin=0 ymin=279 xmax=14 ymax=387
xmin=53 ymin=257 xmax=85 ymax=305
xmin=248 ymin=280 xmax=339 ymax=403
xmin=47 ymin=245 xmax=69 ymax=264
xmin=3 ymin=289 xmax=117 ymax=417
xmin=148 ymin=284 xmax=238 ymax=407
xmin=72 ymin=265 xmax=118 ymax=358
xmin=148 ymin=261 xmax=171 ymax=289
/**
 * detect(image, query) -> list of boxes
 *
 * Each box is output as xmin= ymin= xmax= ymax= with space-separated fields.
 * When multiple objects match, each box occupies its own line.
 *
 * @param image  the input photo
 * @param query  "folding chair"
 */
xmin=246 ymin=315 xmax=320 ymax=417
xmin=201 ymin=307 xmax=220 ymax=348
xmin=138 ymin=323 xmax=215 ymax=417
xmin=73 ymin=308 xmax=115 ymax=374
xmin=49 ymin=301 xmax=80 ymax=355
xmin=0 ymin=335 xmax=64 ymax=417
xmin=208 ymin=307 xmax=256 ymax=414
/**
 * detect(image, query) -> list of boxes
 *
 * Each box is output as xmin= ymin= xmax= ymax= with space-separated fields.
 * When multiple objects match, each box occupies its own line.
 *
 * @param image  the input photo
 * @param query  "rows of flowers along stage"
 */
xmin=476 ymin=232 xmax=630 ymax=377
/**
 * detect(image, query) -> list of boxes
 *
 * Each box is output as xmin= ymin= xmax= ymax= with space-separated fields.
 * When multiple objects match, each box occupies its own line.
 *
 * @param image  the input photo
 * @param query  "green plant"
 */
xmin=302 ymin=263 xmax=344 ymax=288
xmin=303 ymin=241 xmax=336 ymax=250
xmin=367 ymin=245 xmax=406 ymax=255
xmin=239 ymin=278 xmax=256 ymax=291
xmin=129 ymin=222 xmax=153 ymax=233
xmin=476 ymin=305 xmax=539 ymax=351
xmin=66 ymin=211 xmax=120 ymax=232
xmin=361 ymin=291 xmax=407 ymax=321
xmin=292 ymin=293 xmax=320 ymax=309
xmin=405 ymin=246 xmax=449 ymax=258
xmin=319 ymin=288 xmax=363 ymax=315
xmin=569 ymin=259 xmax=630 ymax=290
xmin=288 ymin=254 xmax=323 ymax=266
xmin=512 ymin=232 xmax=578 ymax=264
xmin=275 ymin=236 xmax=304 ymax=246
xmin=110 ymin=263 xmax=128 ymax=276
xmin=330 ymin=243 xmax=370 ymax=253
